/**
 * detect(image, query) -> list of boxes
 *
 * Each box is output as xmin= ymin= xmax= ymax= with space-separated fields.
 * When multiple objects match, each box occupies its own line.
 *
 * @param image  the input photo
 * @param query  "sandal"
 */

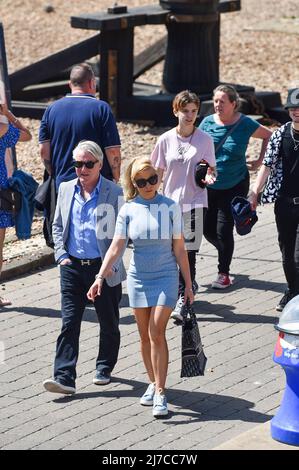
xmin=0 ymin=297 xmax=12 ymax=307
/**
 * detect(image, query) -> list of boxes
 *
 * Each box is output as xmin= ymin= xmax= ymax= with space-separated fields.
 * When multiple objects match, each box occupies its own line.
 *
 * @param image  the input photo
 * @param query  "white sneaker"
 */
xmin=153 ymin=390 xmax=168 ymax=417
xmin=140 ymin=383 xmax=155 ymax=406
xmin=43 ymin=379 xmax=76 ymax=395
xmin=170 ymin=295 xmax=185 ymax=322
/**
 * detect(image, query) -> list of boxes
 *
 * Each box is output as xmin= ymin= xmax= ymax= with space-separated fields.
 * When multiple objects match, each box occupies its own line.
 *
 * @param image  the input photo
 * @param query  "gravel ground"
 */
xmin=1 ymin=0 xmax=298 ymax=263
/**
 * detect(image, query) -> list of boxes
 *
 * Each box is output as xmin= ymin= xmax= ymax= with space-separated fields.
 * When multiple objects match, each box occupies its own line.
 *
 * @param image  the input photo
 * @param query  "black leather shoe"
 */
xmin=276 ymin=290 xmax=293 ymax=312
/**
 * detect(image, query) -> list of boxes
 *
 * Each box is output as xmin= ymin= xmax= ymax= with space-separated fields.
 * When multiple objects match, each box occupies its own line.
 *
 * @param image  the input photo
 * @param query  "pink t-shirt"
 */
xmin=151 ymin=127 xmax=216 ymax=212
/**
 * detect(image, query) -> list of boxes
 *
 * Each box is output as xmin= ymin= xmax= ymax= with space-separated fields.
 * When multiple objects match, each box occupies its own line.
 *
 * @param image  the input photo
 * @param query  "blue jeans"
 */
xmin=54 ymin=261 xmax=121 ymax=387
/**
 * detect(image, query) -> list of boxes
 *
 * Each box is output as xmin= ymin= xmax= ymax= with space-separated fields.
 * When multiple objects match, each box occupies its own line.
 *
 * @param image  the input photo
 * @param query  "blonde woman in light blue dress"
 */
xmin=88 ymin=157 xmax=193 ymax=418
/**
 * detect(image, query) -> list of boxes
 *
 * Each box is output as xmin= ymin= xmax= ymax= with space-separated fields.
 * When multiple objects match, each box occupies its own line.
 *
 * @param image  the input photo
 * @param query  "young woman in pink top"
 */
xmin=151 ymin=90 xmax=216 ymax=321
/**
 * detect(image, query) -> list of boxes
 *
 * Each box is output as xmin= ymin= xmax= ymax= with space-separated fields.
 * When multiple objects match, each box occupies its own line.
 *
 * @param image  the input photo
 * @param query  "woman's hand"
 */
xmin=184 ymin=287 xmax=194 ymax=305
xmin=204 ymin=167 xmax=217 ymax=186
xmin=60 ymin=258 xmax=72 ymax=266
xmin=87 ymin=278 xmax=104 ymax=302
xmin=248 ymin=190 xmax=258 ymax=211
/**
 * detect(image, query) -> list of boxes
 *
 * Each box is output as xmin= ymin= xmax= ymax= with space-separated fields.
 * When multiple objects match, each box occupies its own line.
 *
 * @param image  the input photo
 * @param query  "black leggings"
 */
xmin=203 ymin=173 xmax=250 ymax=274
xmin=275 ymin=197 xmax=299 ymax=295
xmin=179 ymin=250 xmax=197 ymax=294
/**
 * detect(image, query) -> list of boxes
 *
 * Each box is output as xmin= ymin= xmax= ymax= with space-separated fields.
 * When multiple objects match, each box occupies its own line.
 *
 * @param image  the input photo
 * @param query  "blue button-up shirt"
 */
xmin=66 ymin=177 xmax=102 ymax=260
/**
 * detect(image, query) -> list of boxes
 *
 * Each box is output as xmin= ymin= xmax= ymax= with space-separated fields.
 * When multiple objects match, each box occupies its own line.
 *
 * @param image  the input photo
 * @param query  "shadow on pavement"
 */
xmin=3 ymin=295 xmax=135 ymax=325
xmin=51 ymin=376 xmax=270 ymax=424
xmin=4 ymin=293 xmax=277 ymax=326
xmin=191 ymin=299 xmax=278 ymax=324
xmin=201 ymin=274 xmax=285 ymax=294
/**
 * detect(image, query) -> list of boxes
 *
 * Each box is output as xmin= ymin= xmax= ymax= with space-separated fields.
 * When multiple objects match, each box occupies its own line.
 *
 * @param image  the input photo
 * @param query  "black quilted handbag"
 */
xmin=180 ymin=302 xmax=207 ymax=378
xmin=0 ymin=188 xmax=22 ymax=213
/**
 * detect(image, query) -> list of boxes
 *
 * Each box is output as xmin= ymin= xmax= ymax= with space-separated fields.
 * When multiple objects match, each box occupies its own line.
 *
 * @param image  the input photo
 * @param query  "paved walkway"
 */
xmin=0 ymin=204 xmax=296 ymax=450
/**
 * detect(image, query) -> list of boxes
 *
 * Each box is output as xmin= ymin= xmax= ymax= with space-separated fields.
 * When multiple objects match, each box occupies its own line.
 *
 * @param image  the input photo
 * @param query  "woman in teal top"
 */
xmin=88 ymin=157 xmax=193 ymax=418
xmin=199 ymin=85 xmax=272 ymax=289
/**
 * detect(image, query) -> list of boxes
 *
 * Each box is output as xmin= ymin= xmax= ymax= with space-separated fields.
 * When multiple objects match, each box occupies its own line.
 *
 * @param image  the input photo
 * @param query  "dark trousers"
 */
xmin=275 ymin=197 xmax=299 ymax=295
xmin=54 ymin=261 xmax=122 ymax=388
xmin=178 ymin=207 xmax=207 ymax=293
xmin=204 ymin=173 xmax=249 ymax=274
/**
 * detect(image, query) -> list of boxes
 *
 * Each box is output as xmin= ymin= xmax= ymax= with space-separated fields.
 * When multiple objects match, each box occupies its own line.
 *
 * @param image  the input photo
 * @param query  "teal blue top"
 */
xmin=199 ymin=114 xmax=259 ymax=190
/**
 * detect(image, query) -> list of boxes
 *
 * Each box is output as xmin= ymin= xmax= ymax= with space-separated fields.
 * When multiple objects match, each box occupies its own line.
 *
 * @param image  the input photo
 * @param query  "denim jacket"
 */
xmin=8 ymin=170 xmax=39 ymax=239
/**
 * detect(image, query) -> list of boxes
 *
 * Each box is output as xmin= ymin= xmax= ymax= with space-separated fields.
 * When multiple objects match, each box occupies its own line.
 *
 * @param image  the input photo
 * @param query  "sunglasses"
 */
xmin=74 ymin=160 xmax=98 ymax=169
xmin=135 ymin=174 xmax=158 ymax=189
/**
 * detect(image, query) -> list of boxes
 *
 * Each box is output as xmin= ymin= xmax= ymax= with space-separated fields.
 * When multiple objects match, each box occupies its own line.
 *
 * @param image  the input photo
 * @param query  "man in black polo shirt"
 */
xmin=39 ymin=62 xmax=121 ymax=193
xmin=250 ymin=88 xmax=299 ymax=311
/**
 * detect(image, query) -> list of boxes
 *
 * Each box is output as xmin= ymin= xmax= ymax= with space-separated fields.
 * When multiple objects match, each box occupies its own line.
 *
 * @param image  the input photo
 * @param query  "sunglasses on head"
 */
xmin=135 ymin=174 xmax=158 ymax=188
xmin=74 ymin=160 xmax=98 ymax=169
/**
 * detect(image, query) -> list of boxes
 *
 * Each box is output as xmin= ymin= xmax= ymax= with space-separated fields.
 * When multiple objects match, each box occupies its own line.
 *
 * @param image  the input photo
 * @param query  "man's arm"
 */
xmin=40 ymin=141 xmax=52 ymax=175
xmin=105 ymin=146 xmax=121 ymax=182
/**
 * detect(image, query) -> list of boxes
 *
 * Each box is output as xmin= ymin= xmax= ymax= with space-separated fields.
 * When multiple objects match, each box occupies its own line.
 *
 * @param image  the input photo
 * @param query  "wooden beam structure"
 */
xmin=70 ymin=1 xmax=242 ymax=124
xmin=133 ymin=36 xmax=167 ymax=80
xmin=6 ymin=1 xmax=288 ymax=125
xmin=9 ymin=33 xmax=101 ymax=94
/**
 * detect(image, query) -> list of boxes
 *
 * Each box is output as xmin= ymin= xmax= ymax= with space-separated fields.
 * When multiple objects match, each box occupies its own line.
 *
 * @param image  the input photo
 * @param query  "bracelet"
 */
xmin=95 ymin=273 xmax=104 ymax=280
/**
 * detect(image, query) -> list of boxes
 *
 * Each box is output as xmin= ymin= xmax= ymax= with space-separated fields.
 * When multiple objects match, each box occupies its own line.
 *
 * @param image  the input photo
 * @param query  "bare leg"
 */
xmin=133 ymin=307 xmax=155 ymax=383
xmin=0 ymin=227 xmax=5 ymax=275
xmin=0 ymin=228 xmax=10 ymax=306
xmin=149 ymin=305 xmax=172 ymax=392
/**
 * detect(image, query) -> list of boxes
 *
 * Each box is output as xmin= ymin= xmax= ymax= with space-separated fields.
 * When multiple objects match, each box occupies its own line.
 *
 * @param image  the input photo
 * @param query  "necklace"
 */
xmin=291 ymin=125 xmax=299 ymax=151
xmin=176 ymin=127 xmax=195 ymax=161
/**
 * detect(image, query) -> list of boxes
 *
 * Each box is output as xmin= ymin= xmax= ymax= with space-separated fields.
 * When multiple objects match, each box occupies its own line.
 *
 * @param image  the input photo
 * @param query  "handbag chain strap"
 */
xmin=215 ymin=114 xmax=245 ymax=153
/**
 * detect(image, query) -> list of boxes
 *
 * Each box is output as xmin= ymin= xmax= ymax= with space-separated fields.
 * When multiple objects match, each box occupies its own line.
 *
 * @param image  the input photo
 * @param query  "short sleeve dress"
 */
xmin=0 ymin=124 xmax=20 ymax=228
xmin=114 ymin=193 xmax=182 ymax=308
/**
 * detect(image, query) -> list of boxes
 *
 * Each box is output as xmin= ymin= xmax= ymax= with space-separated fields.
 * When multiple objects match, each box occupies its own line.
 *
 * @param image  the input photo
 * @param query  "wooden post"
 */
xmin=99 ymin=28 xmax=134 ymax=118
xmin=163 ymin=14 xmax=220 ymax=94
xmin=108 ymin=50 xmax=118 ymax=116
xmin=161 ymin=0 xmax=220 ymax=94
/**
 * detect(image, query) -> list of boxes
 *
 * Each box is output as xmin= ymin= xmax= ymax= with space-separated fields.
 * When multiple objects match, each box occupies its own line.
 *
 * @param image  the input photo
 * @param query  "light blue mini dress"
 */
xmin=115 ymin=193 xmax=182 ymax=308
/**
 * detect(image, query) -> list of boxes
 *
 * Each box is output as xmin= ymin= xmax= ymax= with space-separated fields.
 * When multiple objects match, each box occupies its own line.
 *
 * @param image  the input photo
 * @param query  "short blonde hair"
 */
xmin=122 ymin=157 xmax=157 ymax=201
xmin=72 ymin=140 xmax=103 ymax=162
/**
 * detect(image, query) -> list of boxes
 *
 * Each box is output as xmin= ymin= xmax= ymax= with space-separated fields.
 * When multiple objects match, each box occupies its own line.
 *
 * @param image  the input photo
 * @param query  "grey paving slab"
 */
xmin=213 ymin=421 xmax=297 ymax=450
xmin=0 ymin=204 xmax=294 ymax=450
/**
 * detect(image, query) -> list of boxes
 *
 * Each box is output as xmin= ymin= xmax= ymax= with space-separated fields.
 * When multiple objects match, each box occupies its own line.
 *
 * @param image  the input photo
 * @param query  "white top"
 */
xmin=151 ymin=127 xmax=216 ymax=211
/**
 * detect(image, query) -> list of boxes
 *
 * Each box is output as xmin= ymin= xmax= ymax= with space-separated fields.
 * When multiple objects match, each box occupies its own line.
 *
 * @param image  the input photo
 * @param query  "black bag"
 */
xmin=194 ymin=161 xmax=209 ymax=188
xmin=181 ymin=302 xmax=207 ymax=377
xmin=0 ymin=188 xmax=22 ymax=213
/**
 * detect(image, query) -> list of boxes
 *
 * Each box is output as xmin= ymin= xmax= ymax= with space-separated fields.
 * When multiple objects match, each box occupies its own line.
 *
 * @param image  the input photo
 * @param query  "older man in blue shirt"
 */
xmin=43 ymin=140 xmax=126 ymax=395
